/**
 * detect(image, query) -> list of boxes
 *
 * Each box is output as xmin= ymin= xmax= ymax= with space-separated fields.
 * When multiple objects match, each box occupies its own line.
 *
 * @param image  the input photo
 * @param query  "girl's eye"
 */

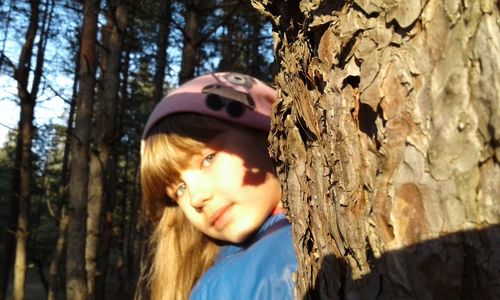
xmin=201 ymin=153 xmax=216 ymax=168
xmin=175 ymin=183 xmax=186 ymax=198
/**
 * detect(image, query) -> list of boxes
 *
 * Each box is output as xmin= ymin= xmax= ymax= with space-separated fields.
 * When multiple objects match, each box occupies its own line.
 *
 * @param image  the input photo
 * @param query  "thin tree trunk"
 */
xmin=33 ymin=258 xmax=49 ymax=293
xmin=21 ymin=0 xmax=54 ymax=294
xmin=247 ymin=14 xmax=267 ymax=79
xmin=217 ymin=3 xmax=240 ymax=72
xmin=0 ymin=0 xmax=15 ymax=73
xmin=85 ymin=1 xmax=127 ymax=298
xmin=116 ymin=44 xmax=134 ymax=299
xmin=117 ymin=151 xmax=130 ymax=299
xmin=66 ymin=0 xmax=100 ymax=299
xmin=152 ymin=0 xmax=171 ymax=104
xmin=12 ymin=100 xmax=34 ymax=300
xmin=179 ymin=0 xmax=202 ymax=84
xmin=48 ymin=28 xmax=80 ymax=300
xmin=48 ymin=207 xmax=69 ymax=300
xmin=130 ymin=166 xmax=143 ymax=286
xmin=12 ymin=0 xmax=42 ymax=298
xmin=132 ymin=155 xmax=149 ymax=300
xmin=254 ymin=0 xmax=500 ymax=298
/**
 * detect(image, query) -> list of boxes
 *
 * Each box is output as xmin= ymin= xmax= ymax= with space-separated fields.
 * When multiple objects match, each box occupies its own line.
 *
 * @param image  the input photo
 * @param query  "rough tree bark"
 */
xmin=66 ymin=0 xmax=100 ymax=299
xmin=253 ymin=0 xmax=500 ymax=298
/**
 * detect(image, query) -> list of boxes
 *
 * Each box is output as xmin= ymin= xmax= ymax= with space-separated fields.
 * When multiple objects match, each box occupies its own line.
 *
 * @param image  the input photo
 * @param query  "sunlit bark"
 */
xmin=253 ymin=0 xmax=500 ymax=298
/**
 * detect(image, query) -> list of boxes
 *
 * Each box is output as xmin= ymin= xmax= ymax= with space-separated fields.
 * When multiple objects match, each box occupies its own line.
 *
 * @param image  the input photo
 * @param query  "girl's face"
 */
xmin=166 ymin=127 xmax=282 ymax=243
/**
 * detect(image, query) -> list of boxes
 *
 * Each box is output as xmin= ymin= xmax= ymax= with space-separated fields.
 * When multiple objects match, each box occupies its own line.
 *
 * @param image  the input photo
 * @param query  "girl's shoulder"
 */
xmin=190 ymin=214 xmax=297 ymax=299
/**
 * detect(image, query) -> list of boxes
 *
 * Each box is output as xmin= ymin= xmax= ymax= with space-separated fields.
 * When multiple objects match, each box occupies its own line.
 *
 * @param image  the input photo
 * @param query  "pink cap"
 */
xmin=142 ymin=72 xmax=276 ymax=139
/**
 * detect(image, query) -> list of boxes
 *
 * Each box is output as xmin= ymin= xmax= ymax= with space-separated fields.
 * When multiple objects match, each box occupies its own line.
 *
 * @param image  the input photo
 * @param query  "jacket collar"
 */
xmin=216 ymin=213 xmax=289 ymax=260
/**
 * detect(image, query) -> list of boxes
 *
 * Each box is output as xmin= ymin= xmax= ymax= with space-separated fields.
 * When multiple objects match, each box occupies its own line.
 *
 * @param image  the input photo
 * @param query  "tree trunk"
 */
xmin=253 ymin=0 xmax=500 ymax=298
xmin=12 ymin=1 xmax=42 ymax=298
xmin=116 ymin=47 xmax=139 ymax=300
xmin=48 ymin=207 xmax=69 ymax=300
xmin=217 ymin=2 xmax=242 ymax=72
xmin=66 ymin=0 xmax=100 ymax=299
xmin=85 ymin=1 xmax=127 ymax=298
xmin=0 ymin=0 xmax=15 ymax=72
xmin=152 ymin=0 xmax=171 ymax=104
xmin=48 ymin=27 xmax=80 ymax=300
xmin=216 ymin=0 xmax=270 ymax=79
xmin=12 ymin=101 xmax=35 ymax=300
xmin=179 ymin=0 xmax=203 ymax=84
xmin=132 ymin=155 xmax=149 ymax=300
xmin=117 ymin=151 xmax=131 ymax=300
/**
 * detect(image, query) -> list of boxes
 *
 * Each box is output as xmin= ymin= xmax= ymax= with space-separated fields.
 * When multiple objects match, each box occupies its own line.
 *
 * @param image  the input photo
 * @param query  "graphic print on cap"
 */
xmin=202 ymin=73 xmax=256 ymax=118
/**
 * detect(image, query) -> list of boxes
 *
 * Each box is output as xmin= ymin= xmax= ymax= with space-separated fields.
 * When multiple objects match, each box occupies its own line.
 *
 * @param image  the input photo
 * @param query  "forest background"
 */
xmin=1 ymin=0 xmax=500 ymax=299
xmin=0 ymin=0 xmax=274 ymax=299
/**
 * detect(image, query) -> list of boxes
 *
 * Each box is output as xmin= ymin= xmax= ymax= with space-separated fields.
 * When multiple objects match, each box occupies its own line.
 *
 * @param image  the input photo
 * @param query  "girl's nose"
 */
xmin=187 ymin=175 xmax=213 ymax=209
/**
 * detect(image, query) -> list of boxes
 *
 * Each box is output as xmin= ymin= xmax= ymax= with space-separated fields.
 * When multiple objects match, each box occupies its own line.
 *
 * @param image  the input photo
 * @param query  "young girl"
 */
xmin=140 ymin=72 xmax=297 ymax=299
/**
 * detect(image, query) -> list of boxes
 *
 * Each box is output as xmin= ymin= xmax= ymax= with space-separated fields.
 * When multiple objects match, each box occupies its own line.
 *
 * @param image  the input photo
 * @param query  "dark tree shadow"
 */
xmin=304 ymin=225 xmax=500 ymax=300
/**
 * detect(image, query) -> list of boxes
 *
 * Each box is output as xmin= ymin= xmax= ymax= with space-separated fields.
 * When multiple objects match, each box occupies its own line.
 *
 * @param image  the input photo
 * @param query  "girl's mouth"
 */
xmin=210 ymin=204 xmax=234 ymax=230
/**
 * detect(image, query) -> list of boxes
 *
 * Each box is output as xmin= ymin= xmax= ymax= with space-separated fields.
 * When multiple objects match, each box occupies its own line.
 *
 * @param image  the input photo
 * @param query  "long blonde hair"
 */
xmin=140 ymin=114 xmax=230 ymax=300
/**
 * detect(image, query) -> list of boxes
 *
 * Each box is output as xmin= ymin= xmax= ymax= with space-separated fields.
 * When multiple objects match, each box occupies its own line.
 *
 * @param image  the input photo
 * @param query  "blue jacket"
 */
xmin=190 ymin=214 xmax=298 ymax=299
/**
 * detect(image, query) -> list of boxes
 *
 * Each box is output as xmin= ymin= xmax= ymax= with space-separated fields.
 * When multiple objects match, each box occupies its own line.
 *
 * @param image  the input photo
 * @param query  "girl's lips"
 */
xmin=209 ymin=204 xmax=234 ymax=230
